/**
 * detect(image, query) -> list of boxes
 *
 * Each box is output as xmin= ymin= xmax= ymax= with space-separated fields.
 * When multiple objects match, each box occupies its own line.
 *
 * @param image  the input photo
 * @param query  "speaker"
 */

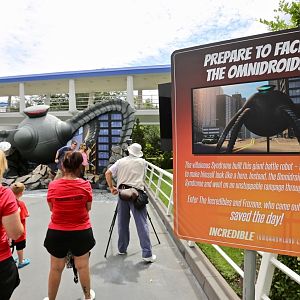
xmin=158 ymin=83 xmax=172 ymax=151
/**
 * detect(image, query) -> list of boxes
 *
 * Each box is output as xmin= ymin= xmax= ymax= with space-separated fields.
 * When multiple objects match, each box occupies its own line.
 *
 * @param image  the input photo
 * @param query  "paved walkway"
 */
xmin=11 ymin=190 xmax=208 ymax=300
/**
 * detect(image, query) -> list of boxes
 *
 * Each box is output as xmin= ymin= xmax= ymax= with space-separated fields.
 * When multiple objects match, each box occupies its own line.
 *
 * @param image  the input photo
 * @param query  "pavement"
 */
xmin=10 ymin=189 xmax=208 ymax=300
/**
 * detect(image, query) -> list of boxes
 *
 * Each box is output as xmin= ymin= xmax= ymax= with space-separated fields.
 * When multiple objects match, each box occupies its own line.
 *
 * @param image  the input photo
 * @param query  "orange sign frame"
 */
xmin=172 ymin=28 xmax=300 ymax=256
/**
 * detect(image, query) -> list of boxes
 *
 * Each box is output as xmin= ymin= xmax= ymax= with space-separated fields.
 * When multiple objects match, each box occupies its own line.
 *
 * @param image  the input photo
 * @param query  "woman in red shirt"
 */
xmin=43 ymin=151 xmax=96 ymax=300
xmin=0 ymin=149 xmax=24 ymax=300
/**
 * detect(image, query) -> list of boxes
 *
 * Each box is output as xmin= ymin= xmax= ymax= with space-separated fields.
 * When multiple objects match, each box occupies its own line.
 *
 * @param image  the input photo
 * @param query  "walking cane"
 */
xmin=104 ymin=204 xmax=118 ymax=258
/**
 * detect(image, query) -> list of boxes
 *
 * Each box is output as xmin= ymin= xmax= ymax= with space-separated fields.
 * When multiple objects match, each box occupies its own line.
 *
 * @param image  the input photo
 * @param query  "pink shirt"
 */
xmin=81 ymin=152 xmax=88 ymax=166
xmin=0 ymin=186 xmax=18 ymax=261
xmin=47 ymin=178 xmax=92 ymax=231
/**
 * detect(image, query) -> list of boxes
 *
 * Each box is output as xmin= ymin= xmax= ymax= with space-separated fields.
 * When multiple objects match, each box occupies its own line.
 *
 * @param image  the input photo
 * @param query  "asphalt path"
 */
xmin=11 ymin=190 xmax=208 ymax=300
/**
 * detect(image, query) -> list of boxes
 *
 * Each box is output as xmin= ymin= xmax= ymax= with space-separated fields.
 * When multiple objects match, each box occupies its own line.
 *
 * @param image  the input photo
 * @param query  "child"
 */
xmin=11 ymin=182 xmax=30 ymax=269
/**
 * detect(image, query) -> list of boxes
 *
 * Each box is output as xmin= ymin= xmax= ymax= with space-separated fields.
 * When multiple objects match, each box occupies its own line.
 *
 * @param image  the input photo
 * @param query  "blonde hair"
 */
xmin=11 ymin=182 xmax=25 ymax=195
xmin=0 ymin=150 xmax=8 ymax=179
xmin=79 ymin=143 xmax=87 ymax=150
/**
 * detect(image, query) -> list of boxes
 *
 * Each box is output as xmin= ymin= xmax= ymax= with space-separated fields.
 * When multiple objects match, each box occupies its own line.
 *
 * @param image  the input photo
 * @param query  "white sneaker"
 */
xmin=142 ymin=254 xmax=156 ymax=263
xmin=83 ymin=289 xmax=96 ymax=300
xmin=43 ymin=298 xmax=49 ymax=300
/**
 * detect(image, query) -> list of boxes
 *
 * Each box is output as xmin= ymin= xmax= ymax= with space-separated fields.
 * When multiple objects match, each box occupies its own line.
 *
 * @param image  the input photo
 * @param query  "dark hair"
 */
xmin=62 ymin=151 xmax=83 ymax=173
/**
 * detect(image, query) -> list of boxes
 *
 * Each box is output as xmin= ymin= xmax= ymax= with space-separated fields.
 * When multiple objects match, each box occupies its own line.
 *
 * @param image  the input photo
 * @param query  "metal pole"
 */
xmin=243 ymin=250 xmax=256 ymax=300
xmin=147 ymin=211 xmax=161 ymax=244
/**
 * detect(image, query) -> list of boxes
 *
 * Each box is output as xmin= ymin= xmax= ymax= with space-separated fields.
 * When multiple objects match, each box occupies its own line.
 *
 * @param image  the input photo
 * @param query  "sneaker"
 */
xmin=142 ymin=254 xmax=156 ymax=263
xmin=43 ymin=298 xmax=49 ymax=300
xmin=118 ymin=251 xmax=127 ymax=255
xmin=83 ymin=289 xmax=96 ymax=300
xmin=18 ymin=258 xmax=30 ymax=269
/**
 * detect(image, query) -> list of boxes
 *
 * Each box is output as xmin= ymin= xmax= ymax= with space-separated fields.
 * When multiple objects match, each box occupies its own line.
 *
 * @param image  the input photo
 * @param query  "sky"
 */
xmin=0 ymin=0 xmax=290 ymax=77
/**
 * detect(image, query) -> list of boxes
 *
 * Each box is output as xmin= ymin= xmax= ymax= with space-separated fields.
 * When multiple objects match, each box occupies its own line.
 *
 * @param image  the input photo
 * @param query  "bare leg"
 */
xmin=17 ymin=249 xmax=24 ymax=262
xmin=74 ymin=253 xmax=92 ymax=299
xmin=47 ymin=255 xmax=65 ymax=300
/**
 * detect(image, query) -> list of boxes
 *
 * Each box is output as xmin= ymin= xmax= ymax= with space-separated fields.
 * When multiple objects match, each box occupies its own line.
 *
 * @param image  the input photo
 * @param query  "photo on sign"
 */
xmin=192 ymin=78 xmax=300 ymax=154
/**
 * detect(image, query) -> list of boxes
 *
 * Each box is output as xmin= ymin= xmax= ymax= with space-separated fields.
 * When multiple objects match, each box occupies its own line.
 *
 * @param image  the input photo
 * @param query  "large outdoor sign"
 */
xmin=172 ymin=28 xmax=300 ymax=256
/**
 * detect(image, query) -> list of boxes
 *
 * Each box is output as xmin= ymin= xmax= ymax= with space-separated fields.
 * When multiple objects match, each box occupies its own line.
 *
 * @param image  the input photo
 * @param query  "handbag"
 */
xmin=119 ymin=188 xmax=139 ymax=202
xmin=134 ymin=189 xmax=149 ymax=209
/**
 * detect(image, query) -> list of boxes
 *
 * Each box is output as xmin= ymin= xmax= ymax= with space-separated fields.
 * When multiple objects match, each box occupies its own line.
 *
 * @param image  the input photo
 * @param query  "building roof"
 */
xmin=0 ymin=65 xmax=171 ymax=96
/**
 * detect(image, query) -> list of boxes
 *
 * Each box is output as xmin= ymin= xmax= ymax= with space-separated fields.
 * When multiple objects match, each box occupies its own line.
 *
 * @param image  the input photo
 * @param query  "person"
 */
xmin=79 ymin=143 xmax=89 ymax=179
xmin=10 ymin=182 xmax=30 ymax=269
xmin=44 ymin=151 xmax=96 ymax=300
xmin=0 ymin=149 xmax=24 ymax=300
xmin=105 ymin=142 xmax=156 ymax=263
xmin=54 ymin=140 xmax=78 ymax=179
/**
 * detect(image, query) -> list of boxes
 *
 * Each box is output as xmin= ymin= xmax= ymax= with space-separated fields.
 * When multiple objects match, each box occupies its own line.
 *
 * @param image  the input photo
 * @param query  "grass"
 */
xmin=147 ymin=167 xmax=243 ymax=296
xmin=198 ymin=243 xmax=243 ymax=296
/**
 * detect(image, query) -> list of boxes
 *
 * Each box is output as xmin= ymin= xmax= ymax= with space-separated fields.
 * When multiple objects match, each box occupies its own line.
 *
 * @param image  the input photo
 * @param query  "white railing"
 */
xmin=0 ymin=93 xmax=159 ymax=113
xmin=144 ymin=160 xmax=300 ymax=300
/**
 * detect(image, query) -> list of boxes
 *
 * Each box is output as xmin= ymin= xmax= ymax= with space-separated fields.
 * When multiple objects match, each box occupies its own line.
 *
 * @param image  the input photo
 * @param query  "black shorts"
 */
xmin=44 ymin=228 xmax=96 ymax=258
xmin=14 ymin=239 xmax=26 ymax=251
xmin=0 ymin=257 xmax=20 ymax=300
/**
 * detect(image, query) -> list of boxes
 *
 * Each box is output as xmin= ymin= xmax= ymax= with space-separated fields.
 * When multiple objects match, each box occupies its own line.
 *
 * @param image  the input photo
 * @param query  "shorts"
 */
xmin=0 ymin=256 xmax=20 ymax=300
xmin=14 ymin=239 xmax=26 ymax=251
xmin=44 ymin=228 xmax=96 ymax=258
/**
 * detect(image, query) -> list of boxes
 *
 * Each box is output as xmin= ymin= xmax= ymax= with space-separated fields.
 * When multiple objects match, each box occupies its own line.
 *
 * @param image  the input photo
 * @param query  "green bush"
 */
xmin=269 ymin=255 xmax=300 ymax=300
xmin=153 ymin=151 xmax=173 ymax=169
xmin=131 ymin=119 xmax=173 ymax=169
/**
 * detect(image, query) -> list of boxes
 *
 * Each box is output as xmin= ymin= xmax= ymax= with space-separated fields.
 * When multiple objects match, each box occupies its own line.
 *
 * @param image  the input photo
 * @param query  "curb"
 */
xmin=146 ymin=188 xmax=240 ymax=300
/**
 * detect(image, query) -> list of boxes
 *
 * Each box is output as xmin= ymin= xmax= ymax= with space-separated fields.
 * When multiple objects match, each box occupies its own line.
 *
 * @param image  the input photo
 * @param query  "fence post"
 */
xmin=166 ymin=189 xmax=173 ymax=216
xmin=155 ymin=172 xmax=162 ymax=199
xmin=255 ymin=252 xmax=277 ymax=300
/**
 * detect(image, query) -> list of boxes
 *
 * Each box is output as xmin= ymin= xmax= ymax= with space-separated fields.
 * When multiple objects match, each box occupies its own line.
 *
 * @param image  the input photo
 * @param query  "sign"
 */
xmin=172 ymin=28 xmax=300 ymax=256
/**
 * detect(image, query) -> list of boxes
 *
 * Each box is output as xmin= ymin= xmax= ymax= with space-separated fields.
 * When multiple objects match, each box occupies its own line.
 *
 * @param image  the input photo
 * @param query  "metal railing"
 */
xmin=0 ymin=93 xmax=159 ymax=113
xmin=144 ymin=160 xmax=300 ymax=300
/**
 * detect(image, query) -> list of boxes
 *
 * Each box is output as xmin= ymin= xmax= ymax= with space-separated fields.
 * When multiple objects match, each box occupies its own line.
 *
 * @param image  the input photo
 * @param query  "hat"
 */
xmin=0 ymin=141 xmax=11 ymax=152
xmin=127 ymin=143 xmax=143 ymax=157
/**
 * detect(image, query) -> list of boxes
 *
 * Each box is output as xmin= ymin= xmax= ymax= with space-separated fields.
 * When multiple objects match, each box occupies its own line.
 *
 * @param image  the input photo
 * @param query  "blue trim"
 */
xmin=0 ymin=65 xmax=171 ymax=84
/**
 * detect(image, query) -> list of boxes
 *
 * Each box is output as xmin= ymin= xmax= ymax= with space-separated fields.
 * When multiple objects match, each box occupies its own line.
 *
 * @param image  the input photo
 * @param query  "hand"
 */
xmin=55 ymin=159 xmax=59 ymax=163
xmin=110 ymin=186 xmax=118 ymax=195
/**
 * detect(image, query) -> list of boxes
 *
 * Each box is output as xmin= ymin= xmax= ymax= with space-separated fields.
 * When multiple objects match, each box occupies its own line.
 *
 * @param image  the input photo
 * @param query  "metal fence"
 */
xmin=144 ymin=160 xmax=300 ymax=300
xmin=0 ymin=93 xmax=159 ymax=113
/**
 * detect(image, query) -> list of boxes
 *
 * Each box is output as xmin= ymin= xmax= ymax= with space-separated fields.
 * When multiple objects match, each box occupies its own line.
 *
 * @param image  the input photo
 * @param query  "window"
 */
xmin=96 ymin=111 xmax=123 ymax=172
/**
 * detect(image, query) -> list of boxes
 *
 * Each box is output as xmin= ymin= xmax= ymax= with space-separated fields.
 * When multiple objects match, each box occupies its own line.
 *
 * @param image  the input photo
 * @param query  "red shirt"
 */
xmin=0 ymin=186 xmax=18 ymax=262
xmin=15 ymin=200 xmax=29 ymax=243
xmin=47 ymin=178 xmax=93 ymax=231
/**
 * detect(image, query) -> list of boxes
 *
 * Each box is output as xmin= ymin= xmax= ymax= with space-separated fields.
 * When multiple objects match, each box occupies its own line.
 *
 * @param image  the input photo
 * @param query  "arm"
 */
xmin=54 ymin=150 xmax=60 ymax=164
xmin=2 ymin=211 xmax=24 ymax=240
xmin=105 ymin=169 xmax=118 ymax=195
xmin=47 ymin=201 xmax=53 ymax=211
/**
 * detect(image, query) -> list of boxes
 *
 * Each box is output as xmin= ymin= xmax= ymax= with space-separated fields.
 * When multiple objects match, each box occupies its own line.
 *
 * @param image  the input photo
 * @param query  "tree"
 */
xmin=259 ymin=0 xmax=300 ymax=31
xmin=131 ymin=118 xmax=146 ymax=150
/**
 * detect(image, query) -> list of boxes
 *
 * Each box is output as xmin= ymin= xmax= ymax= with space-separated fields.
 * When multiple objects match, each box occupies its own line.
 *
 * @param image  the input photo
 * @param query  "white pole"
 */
xmin=69 ymin=79 xmax=77 ymax=112
xmin=19 ymin=82 xmax=25 ymax=112
xmin=126 ymin=75 xmax=134 ymax=108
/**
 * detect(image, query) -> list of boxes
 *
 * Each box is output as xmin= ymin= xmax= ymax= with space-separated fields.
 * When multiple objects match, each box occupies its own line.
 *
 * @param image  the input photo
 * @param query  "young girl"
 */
xmin=11 ymin=182 xmax=30 ymax=269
